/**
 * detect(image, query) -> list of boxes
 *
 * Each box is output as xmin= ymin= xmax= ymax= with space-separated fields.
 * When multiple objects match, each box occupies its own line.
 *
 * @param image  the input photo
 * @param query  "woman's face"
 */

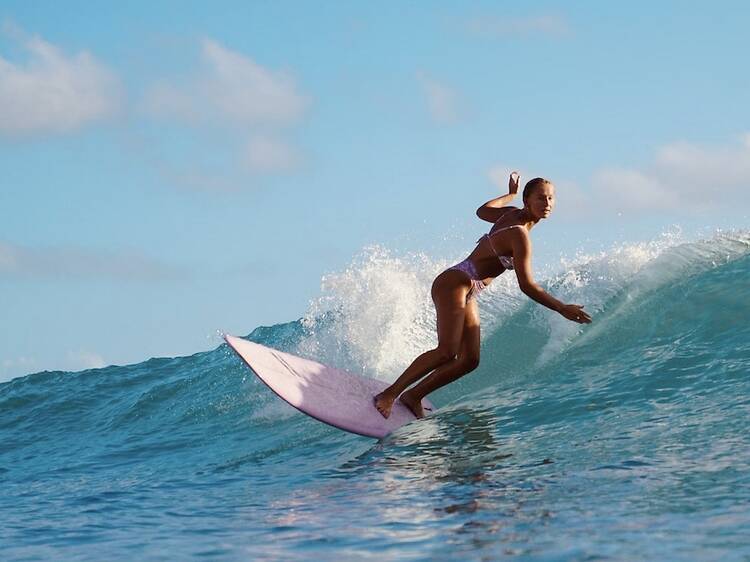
xmin=525 ymin=183 xmax=555 ymax=220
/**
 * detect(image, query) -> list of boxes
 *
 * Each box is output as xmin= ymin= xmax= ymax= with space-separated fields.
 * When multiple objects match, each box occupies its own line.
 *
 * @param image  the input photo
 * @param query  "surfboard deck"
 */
xmin=224 ymin=335 xmax=433 ymax=439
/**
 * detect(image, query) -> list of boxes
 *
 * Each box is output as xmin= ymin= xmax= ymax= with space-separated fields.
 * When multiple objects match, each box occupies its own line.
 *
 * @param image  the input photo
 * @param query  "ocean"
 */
xmin=2 ymin=231 xmax=749 ymax=560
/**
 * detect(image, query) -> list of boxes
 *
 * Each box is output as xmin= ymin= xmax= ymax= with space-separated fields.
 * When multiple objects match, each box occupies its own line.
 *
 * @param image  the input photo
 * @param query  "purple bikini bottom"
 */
xmin=447 ymin=259 xmax=487 ymax=302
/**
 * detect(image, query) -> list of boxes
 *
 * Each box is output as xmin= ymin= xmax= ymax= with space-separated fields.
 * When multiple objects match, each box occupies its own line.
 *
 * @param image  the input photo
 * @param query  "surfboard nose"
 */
xmin=224 ymin=335 xmax=434 ymax=438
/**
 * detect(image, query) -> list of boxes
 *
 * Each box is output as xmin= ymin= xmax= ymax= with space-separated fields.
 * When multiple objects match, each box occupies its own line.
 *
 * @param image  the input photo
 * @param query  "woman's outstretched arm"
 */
xmin=476 ymin=171 xmax=520 ymax=223
xmin=511 ymin=230 xmax=592 ymax=324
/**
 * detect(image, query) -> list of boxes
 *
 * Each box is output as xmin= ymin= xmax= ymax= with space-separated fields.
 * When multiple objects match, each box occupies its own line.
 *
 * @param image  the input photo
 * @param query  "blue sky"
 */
xmin=1 ymin=1 xmax=748 ymax=380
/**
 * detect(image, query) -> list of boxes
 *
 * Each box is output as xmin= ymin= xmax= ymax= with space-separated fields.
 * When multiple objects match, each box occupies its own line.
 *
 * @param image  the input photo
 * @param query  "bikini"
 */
xmin=447 ymin=224 xmax=522 ymax=302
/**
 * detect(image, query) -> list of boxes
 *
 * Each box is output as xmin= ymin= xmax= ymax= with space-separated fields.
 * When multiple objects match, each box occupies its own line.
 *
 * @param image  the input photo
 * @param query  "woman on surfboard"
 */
xmin=374 ymin=172 xmax=592 ymax=419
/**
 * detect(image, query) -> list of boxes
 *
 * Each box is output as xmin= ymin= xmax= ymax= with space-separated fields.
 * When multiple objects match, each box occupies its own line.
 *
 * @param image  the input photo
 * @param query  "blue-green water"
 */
xmin=2 ymin=232 xmax=749 ymax=560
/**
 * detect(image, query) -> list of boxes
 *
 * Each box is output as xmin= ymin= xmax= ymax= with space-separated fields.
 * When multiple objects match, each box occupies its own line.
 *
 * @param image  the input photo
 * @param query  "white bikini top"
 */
xmin=477 ymin=224 xmax=523 ymax=271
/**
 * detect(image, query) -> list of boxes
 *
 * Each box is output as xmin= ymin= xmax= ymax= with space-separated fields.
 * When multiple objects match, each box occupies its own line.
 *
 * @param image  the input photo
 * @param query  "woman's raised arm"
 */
xmin=476 ymin=171 xmax=521 ymax=222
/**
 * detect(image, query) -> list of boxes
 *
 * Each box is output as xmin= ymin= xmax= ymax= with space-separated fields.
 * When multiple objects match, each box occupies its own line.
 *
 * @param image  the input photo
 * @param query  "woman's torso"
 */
xmin=466 ymin=210 xmax=528 ymax=282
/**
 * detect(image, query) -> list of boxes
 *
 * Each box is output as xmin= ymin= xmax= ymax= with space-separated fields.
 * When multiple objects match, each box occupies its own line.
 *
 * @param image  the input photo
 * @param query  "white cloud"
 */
xmin=242 ymin=135 xmax=300 ymax=174
xmin=417 ymin=72 xmax=461 ymax=124
xmin=0 ymin=26 xmax=121 ymax=136
xmin=141 ymin=38 xmax=309 ymax=187
xmin=144 ymin=38 xmax=309 ymax=127
xmin=0 ymin=241 xmax=185 ymax=281
xmin=593 ymin=134 xmax=750 ymax=213
xmin=463 ymin=14 xmax=571 ymax=39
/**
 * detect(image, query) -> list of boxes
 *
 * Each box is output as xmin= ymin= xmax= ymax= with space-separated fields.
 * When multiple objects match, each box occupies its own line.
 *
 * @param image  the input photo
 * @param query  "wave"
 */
xmin=1 ymin=230 xmax=748 ymax=478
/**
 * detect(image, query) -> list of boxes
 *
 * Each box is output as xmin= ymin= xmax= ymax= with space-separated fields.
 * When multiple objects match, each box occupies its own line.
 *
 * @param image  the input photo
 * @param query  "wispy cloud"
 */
xmin=242 ymin=134 xmax=300 ymax=174
xmin=462 ymin=13 xmax=571 ymax=39
xmin=141 ymin=38 xmax=309 ymax=187
xmin=592 ymin=133 xmax=750 ymax=213
xmin=0 ymin=241 xmax=185 ymax=282
xmin=520 ymin=133 xmax=750 ymax=221
xmin=489 ymin=135 xmax=750 ymax=220
xmin=417 ymin=72 xmax=462 ymax=125
xmin=0 ymin=24 xmax=122 ymax=136
xmin=144 ymin=38 xmax=309 ymax=127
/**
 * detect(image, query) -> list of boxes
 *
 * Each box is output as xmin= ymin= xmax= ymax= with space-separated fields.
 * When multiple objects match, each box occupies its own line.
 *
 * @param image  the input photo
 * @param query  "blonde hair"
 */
xmin=522 ymin=177 xmax=553 ymax=202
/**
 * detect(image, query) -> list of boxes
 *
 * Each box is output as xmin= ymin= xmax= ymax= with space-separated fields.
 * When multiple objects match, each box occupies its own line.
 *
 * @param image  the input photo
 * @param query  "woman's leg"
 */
xmin=373 ymin=271 xmax=469 ymax=418
xmin=400 ymin=297 xmax=481 ymax=418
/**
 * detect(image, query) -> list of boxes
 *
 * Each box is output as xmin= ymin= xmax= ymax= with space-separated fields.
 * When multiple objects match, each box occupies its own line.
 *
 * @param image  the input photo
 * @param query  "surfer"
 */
xmin=374 ymin=172 xmax=592 ymax=419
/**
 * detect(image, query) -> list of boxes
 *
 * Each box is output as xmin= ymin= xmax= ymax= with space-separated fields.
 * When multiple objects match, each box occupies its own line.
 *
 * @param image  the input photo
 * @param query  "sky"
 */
xmin=1 ymin=1 xmax=749 ymax=381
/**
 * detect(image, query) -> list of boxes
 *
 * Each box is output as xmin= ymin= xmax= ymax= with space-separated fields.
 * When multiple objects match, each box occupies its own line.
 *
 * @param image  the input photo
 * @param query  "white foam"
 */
xmin=295 ymin=230 xmax=750 ymax=382
xmin=536 ymin=228 xmax=750 ymax=365
xmin=297 ymin=245 xmax=533 ymax=382
xmin=298 ymin=245 xmax=441 ymax=381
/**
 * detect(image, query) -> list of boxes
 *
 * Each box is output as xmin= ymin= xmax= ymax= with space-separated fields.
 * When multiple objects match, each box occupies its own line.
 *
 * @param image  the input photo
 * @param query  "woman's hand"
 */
xmin=509 ymin=171 xmax=520 ymax=195
xmin=559 ymin=304 xmax=592 ymax=324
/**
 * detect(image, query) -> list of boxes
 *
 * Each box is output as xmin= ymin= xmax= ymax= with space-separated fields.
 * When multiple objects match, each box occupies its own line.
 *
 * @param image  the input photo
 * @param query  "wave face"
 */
xmin=2 ymin=231 xmax=749 ymax=560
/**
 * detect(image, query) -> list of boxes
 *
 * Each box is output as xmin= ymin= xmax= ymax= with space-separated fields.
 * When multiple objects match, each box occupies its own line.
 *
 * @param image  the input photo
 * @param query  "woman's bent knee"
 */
xmin=461 ymin=356 xmax=480 ymax=373
xmin=433 ymin=346 xmax=459 ymax=363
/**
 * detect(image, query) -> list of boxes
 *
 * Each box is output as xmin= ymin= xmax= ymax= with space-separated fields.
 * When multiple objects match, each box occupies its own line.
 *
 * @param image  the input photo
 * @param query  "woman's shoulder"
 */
xmin=486 ymin=222 xmax=529 ymax=250
xmin=492 ymin=207 xmax=521 ymax=223
xmin=496 ymin=206 xmax=520 ymax=215
xmin=490 ymin=209 xmax=525 ymax=231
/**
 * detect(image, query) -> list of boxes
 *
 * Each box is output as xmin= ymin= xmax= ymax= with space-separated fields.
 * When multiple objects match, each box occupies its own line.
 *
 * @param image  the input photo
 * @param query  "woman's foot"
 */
xmin=373 ymin=391 xmax=396 ymax=418
xmin=400 ymin=391 xmax=425 ymax=419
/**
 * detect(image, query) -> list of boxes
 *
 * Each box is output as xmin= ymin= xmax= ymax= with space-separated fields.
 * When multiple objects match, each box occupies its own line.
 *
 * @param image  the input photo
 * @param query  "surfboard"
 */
xmin=224 ymin=334 xmax=434 ymax=439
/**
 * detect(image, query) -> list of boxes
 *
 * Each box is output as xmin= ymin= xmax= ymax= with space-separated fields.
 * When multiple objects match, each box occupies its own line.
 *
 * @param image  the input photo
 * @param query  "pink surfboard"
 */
xmin=224 ymin=335 xmax=434 ymax=438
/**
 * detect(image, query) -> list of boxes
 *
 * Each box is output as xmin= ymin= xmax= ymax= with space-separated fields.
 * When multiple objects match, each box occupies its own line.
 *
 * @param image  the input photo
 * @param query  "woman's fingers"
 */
xmin=567 ymin=304 xmax=592 ymax=323
xmin=575 ymin=305 xmax=592 ymax=323
xmin=509 ymin=171 xmax=520 ymax=193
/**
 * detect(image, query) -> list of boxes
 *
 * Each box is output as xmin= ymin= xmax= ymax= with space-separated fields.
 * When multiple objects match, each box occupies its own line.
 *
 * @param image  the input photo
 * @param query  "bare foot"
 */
xmin=400 ymin=391 xmax=425 ymax=419
xmin=373 ymin=391 xmax=396 ymax=418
